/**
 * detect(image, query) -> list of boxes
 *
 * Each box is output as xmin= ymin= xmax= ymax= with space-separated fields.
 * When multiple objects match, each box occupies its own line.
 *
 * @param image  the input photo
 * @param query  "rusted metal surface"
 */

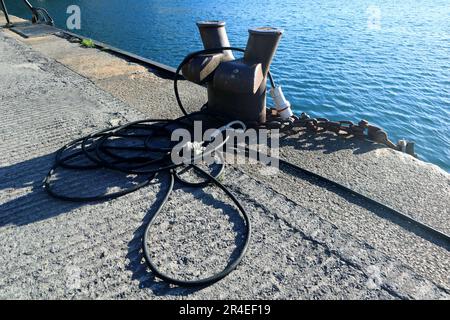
xmin=261 ymin=108 xmax=414 ymax=155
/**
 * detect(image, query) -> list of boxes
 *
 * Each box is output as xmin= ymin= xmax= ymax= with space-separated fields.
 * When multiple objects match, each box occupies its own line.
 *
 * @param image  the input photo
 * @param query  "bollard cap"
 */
xmin=249 ymin=27 xmax=283 ymax=35
xmin=197 ymin=21 xmax=226 ymax=28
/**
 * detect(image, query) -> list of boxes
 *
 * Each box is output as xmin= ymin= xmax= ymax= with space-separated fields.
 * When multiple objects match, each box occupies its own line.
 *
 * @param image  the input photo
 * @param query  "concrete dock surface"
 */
xmin=0 ymin=17 xmax=449 ymax=299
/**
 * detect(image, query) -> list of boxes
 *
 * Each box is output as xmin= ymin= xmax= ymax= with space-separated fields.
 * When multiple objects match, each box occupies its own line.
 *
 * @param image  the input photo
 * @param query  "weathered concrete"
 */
xmin=0 ymin=17 xmax=449 ymax=299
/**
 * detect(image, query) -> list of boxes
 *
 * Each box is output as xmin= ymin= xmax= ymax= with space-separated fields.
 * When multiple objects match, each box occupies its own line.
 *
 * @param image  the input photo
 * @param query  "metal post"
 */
xmin=22 ymin=0 xmax=33 ymax=11
xmin=207 ymin=27 xmax=283 ymax=123
xmin=196 ymin=21 xmax=235 ymax=61
xmin=1 ymin=0 xmax=12 ymax=27
xmin=19 ymin=0 xmax=54 ymax=25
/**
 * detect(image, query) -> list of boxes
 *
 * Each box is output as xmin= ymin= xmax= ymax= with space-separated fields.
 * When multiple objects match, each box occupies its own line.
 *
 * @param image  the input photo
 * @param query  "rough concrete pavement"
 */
xmin=0 ymin=22 xmax=449 ymax=299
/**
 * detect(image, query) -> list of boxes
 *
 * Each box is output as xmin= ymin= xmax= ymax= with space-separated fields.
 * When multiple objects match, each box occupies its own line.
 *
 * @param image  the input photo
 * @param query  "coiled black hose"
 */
xmin=143 ymin=165 xmax=251 ymax=287
xmin=44 ymin=48 xmax=450 ymax=288
xmin=44 ymin=111 xmax=252 ymax=287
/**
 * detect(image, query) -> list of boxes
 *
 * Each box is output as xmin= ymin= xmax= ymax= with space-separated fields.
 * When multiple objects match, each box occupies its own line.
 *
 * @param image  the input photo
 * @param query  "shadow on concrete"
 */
xmin=0 ymin=151 xmax=151 ymax=227
xmin=0 ymin=153 xmax=82 ymax=227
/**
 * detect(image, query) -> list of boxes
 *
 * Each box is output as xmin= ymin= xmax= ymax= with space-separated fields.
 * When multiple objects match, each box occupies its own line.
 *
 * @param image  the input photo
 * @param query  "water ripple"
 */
xmin=7 ymin=0 xmax=450 ymax=171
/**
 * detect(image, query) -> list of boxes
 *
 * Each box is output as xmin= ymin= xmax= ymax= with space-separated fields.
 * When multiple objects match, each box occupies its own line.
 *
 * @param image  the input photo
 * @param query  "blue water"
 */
xmin=5 ymin=0 xmax=450 ymax=171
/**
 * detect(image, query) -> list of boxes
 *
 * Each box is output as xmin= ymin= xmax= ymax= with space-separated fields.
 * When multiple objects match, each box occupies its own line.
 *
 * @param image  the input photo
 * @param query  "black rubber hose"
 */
xmin=44 ymin=167 xmax=155 ymax=203
xmin=142 ymin=166 xmax=251 ymax=287
xmin=174 ymin=47 xmax=276 ymax=116
xmin=43 ymin=125 xmax=158 ymax=202
xmin=79 ymin=121 xmax=181 ymax=175
xmin=174 ymin=152 xmax=226 ymax=188
xmin=44 ymin=110 xmax=251 ymax=286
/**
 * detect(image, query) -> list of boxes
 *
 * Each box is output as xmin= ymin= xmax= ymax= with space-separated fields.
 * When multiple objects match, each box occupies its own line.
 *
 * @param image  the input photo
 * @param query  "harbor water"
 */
xmin=5 ymin=0 xmax=450 ymax=171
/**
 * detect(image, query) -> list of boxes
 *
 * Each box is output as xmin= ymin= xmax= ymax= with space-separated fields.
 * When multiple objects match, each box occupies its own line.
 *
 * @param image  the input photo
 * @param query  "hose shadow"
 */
xmin=0 ymin=152 xmax=150 ymax=227
xmin=126 ymin=172 xmax=246 ymax=296
xmin=0 ymin=153 xmax=82 ymax=227
xmin=189 ymin=184 xmax=247 ymax=266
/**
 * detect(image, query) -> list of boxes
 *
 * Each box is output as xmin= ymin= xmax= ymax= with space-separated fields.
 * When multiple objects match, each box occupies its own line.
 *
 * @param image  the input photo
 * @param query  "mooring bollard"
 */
xmin=182 ymin=21 xmax=284 ymax=124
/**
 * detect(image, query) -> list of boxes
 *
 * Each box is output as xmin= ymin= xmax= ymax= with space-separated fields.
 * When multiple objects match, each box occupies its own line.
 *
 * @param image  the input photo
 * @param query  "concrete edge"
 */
xmin=1 ymin=17 xmax=179 ymax=78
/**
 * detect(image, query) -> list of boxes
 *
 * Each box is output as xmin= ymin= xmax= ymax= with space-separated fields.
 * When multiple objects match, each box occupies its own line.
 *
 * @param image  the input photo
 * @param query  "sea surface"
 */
xmin=6 ymin=0 xmax=450 ymax=171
